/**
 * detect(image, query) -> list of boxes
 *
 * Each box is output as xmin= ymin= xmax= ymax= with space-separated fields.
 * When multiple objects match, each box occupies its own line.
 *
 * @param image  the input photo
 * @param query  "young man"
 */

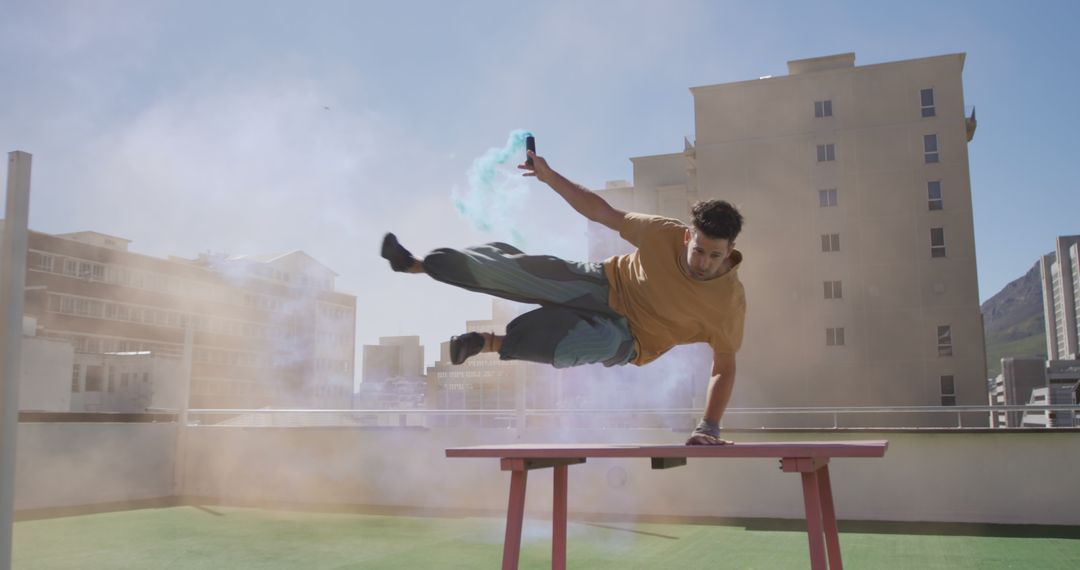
xmin=381 ymin=150 xmax=745 ymax=445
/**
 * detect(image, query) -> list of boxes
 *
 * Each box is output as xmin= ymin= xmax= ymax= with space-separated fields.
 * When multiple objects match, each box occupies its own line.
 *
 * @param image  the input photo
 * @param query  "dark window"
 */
xmin=815 ymin=100 xmax=833 ymax=118
xmin=816 ymin=143 xmax=836 ymax=162
xmin=84 ymin=365 xmax=104 ymax=392
xmin=824 ymin=281 xmax=843 ymax=299
xmin=821 ymin=233 xmax=841 ymax=252
xmin=940 ymin=375 xmax=956 ymax=406
xmin=928 ymin=181 xmax=943 ymax=210
xmin=818 ymin=188 xmax=838 ymax=207
xmin=921 ymin=88 xmax=936 ymax=117
xmin=924 ymin=134 xmax=939 ymax=163
xmin=937 ymin=325 xmax=953 ymax=357
xmin=931 ymin=227 xmax=946 ymax=258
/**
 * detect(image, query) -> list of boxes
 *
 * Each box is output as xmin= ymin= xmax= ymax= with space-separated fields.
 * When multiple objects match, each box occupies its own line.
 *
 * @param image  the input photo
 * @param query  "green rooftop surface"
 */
xmin=14 ymin=506 xmax=1080 ymax=569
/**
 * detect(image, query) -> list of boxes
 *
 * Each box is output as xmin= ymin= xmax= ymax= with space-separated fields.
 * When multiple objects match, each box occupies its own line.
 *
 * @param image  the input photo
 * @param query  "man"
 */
xmin=381 ymin=150 xmax=745 ymax=445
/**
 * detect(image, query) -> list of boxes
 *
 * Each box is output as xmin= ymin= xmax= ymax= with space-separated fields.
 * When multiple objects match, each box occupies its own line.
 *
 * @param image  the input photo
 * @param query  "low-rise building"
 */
xmin=7 ymin=223 xmax=356 ymax=410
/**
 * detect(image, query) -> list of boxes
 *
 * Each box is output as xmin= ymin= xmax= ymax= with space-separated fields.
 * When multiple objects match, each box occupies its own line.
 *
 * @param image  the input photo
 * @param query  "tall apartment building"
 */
xmin=1045 ymin=360 xmax=1080 ymax=426
xmin=590 ymin=53 xmax=985 ymax=426
xmin=1040 ymin=235 xmax=1080 ymax=360
xmin=15 ymin=227 xmax=356 ymax=409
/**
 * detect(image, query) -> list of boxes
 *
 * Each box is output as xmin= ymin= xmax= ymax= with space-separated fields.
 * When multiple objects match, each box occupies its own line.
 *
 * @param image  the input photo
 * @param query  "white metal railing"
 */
xmin=184 ymin=405 xmax=1080 ymax=430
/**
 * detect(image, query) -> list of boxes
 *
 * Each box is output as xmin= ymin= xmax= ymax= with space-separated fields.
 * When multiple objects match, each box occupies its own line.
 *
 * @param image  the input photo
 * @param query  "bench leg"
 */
xmin=800 ymin=470 xmax=828 ymax=570
xmin=817 ymin=465 xmax=843 ymax=570
xmin=502 ymin=469 xmax=528 ymax=570
xmin=552 ymin=464 xmax=568 ymax=570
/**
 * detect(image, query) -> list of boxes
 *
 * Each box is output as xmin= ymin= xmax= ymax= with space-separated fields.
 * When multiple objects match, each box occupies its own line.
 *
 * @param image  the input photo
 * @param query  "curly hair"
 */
xmin=691 ymin=199 xmax=743 ymax=242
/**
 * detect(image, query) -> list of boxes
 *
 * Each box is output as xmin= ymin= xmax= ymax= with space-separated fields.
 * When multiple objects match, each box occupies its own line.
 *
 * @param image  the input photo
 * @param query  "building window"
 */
xmin=84 ymin=365 xmax=104 ymax=392
xmin=816 ymin=143 xmax=836 ymax=162
xmin=818 ymin=188 xmax=838 ymax=207
xmin=35 ymin=253 xmax=54 ymax=272
xmin=821 ymin=233 xmax=841 ymax=252
xmin=826 ymin=327 xmax=846 ymax=346
xmin=824 ymin=280 xmax=843 ymax=299
xmin=940 ymin=375 xmax=956 ymax=406
xmin=931 ymin=227 xmax=946 ymax=258
xmin=924 ymin=134 xmax=939 ymax=163
xmin=937 ymin=325 xmax=953 ymax=357
xmin=815 ymin=100 xmax=833 ymax=118
xmin=63 ymin=260 xmax=78 ymax=276
xmin=71 ymin=364 xmax=81 ymax=392
xmin=921 ymin=88 xmax=936 ymax=117
xmin=928 ymin=180 xmax=943 ymax=210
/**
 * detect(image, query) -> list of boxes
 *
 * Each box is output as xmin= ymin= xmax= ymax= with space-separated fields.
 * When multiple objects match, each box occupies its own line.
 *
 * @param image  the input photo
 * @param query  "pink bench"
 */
xmin=446 ymin=440 xmax=888 ymax=570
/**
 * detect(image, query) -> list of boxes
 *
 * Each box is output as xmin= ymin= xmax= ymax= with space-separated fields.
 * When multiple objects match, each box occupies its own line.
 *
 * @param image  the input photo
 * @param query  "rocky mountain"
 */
xmin=981 ymin=256 xmax=1050 ymax=377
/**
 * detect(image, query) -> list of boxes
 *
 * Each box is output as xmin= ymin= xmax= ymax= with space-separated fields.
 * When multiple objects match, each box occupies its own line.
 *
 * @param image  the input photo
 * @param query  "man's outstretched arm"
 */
xmin=520 ymin=150 xmax=626 ymax=231
xmin=704 ymin=351 xmax=737 ymax=425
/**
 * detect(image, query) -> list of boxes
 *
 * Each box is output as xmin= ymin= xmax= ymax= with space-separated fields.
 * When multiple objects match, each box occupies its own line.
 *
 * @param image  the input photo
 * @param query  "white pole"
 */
xmin=172 ymin=321 xmax=194 ymax=497
xmin=179 ymin=321 xmax=193 ymax=426
xmin=0 ymin=151 xmax=32 ymax=570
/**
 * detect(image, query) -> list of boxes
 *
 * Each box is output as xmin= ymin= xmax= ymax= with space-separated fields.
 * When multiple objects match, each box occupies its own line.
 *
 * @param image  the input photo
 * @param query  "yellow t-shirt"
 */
xmin=603 ymin=213 xmax=746 ymax=366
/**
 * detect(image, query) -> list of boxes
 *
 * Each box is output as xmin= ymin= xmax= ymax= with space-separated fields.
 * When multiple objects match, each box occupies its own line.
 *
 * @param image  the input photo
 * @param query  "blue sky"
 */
xmin=2 ymin=1 xmax=1078 ymax=375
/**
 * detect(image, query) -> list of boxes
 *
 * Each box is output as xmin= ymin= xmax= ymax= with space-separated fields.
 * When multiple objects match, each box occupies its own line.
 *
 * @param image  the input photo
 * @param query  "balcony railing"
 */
xmin=184 ymin=404 xmax=1080 ymax=430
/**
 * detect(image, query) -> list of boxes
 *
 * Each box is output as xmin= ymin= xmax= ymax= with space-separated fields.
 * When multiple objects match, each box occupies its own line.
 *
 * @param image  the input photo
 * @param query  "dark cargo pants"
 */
xmin=422 ymin=243 xmax=636 ymax=368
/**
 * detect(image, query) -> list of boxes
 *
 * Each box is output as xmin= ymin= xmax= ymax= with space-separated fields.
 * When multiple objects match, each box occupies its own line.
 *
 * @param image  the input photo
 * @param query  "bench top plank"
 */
xmin=446 ymin=440 xmax=888 ymax=459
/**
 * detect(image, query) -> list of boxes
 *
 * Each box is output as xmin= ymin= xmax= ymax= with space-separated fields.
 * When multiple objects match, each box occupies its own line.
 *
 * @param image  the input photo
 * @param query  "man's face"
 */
xmin=683 ymin=229 xmax=733 ymax=281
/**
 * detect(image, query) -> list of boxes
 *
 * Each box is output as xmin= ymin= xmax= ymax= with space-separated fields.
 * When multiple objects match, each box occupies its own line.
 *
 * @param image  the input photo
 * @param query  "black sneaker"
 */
xmin=381 ymin=232 xmax=418 ymax=272
xmin=449 ymin=332 xmax=486 ymax=365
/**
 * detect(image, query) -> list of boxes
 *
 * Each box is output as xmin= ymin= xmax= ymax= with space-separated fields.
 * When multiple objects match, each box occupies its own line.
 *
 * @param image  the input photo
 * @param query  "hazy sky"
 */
xmin=2 ymin=1 xmax=1078 ymax=377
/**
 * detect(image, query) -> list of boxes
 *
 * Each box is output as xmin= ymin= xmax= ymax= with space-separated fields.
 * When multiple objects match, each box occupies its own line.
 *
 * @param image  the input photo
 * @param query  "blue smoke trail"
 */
xmin=452 ymin=129 xmax=533 ymax=247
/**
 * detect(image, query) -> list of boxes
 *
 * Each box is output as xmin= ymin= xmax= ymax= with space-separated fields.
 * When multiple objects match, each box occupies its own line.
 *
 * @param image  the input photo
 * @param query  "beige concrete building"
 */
xmin=362 ymin=336 xmax=424 ymax=382
xmin=591 ymin=53 xmax=986 ymax=425
xmin=357 ymin=336 xmax=426 ymax=409
xmin=6 ymin=223 xmax=357 ymax=410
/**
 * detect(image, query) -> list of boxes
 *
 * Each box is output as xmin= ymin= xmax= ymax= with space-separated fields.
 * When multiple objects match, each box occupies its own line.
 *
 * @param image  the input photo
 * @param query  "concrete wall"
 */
xmin=14 ymin=422 xmax=178 ymax=510
xmin=15 ymin=422 xmax=1077 ymax=526
xmin=179 ymin=427 xmax=1080 ymax=526
xmin=19 ymin=336 xmax=74 ymax=412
